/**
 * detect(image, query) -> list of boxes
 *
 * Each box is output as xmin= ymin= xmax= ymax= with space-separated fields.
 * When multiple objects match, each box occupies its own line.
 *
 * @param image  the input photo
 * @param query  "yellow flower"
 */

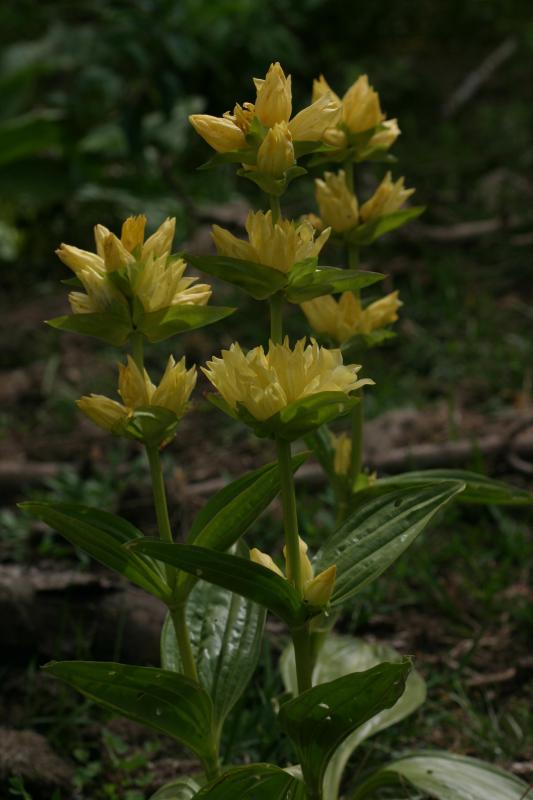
xmin=212 ymin=210 xmax=330 ymax=274
xmin=360 ymin=172 xmax=415 ymax=223
xmin=202 ymin=337 xmax=372 ymax=422
xmin=57 ymin=216 xmax=211 ymax=314
xmin=255 ymin=121 xmax=295 ymax=177
xmin=315 ymin=170 xmax=359 ymax=233
xmin=188 ymin=115 xmax=247 ymax=153
xmin=249 ymin=537 xmax=336 ymax=606
xmin=332 ymin=432 xmax=352 ymax=476
xmin=312 ymin=73 xmax=398 ymax=152
xmin=302 ymin=291 xmax=402 ymax=344
xmin=254 ymin=62 xmax=292 ymax=127
xmin=189 ymin=62 xmax=339 ymax=158
xmin=78 ymin=355 xmax=196 ymax=434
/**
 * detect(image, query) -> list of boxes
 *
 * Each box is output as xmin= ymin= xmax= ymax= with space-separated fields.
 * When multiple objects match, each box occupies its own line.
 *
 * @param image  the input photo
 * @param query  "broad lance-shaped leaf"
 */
xmin=346 ymin=206 xmax=425 ymax=246
xmin=285 ymin=267 xmax=384 ymax=303
xmin=150 ymin=777 xmax=200 ymax=800
xmin=352 ymin=468 xmax=533 ymax=507
xmin=193 ymin=765 xmax=306 ymax=799
xmin=280 ymin=635 xmax=426 ymax=800
xmin=47 ymin=307 xmax=132 ymax=345
xmin=44 ymin=661 xmax=216 ymax=764
xmin=20 ymin=502 xmax=170 ymax=601
xmin=314 ymin=481 xmax=465 ymax=607
xmin=186 ymin=253 xmax=288 ymax=300
xmin=279 ymin=659 xmax=411 ymax=797
xmin=138 ymin=305 xmax=236 ymax=343
xmin=161 ymin=576 xmax=265 ymax=728
xmin=352 ymin=751 xmax=529 ymax=800
xmin=130 ymin=542 xmax=306 ymax=627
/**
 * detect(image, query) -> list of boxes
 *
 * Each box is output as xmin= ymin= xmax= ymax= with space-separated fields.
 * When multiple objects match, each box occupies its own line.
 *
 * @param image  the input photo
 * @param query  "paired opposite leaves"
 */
xmin=186 ymin=254 xmax=287 ymax=300
xmin=44 ymin=661 xmax=215 ymax=762
xmin=314 ymin=481 xmax=465 ymax=607
xmin=20 ymin=502 xmax=169 ymax=601
xmin=279 ymin=659 xmax=412 ymax=796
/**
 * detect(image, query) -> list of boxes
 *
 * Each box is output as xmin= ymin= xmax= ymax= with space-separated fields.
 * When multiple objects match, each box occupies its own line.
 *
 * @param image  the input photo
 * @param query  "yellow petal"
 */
xmin=118 ymin=356 xmax=155 ymax=408
xmin=121 ymin=215 xmax=147 ymax=254
xmin=189 ymin=114 xmax=246 ymax=153
xmin=254 ymin=62 xmax=292 ymax=127
xmin=77 ymin=395 xmax=128 ymax=432
xmin=55 ymin=244 xmax=105 ymax=276
xmin=315 ymin=170 xmax=359 ymax=233
xmin=151 ymin=355 xmax=197 ymax=417
xmin=283 ymin=537 xmax=314 ymax=584
xmin=288 ymin=93 xmax=341 ymax=142
xmin=142 ymin=217 xmax=176 ymax=262
xmin=250 ymin=548 xmax=284 ymax=577
xmin=303 ymin=564 xmax=336 ymax=606
xmin=256 ymin=121 xmax=295 ymax=177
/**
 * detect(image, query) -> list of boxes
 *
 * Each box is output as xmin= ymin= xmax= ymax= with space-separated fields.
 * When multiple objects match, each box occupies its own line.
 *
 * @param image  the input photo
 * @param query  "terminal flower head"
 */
xmin=315 ymin=170 xmax=359 ymax=233
xmin=250 ymin=536 xmax=336 ymax=606
xmin=202 ymin=337 xmax=372 ymax=422
xmin=77 ymin=355 xmax=197 ymax=442
xmin=360 ymin=173 xmax=415 ymax=223
xmin=212 ymin=210 xmax=330 ymax=274
xmin=302 ymin=291 xmax=402 ymax=344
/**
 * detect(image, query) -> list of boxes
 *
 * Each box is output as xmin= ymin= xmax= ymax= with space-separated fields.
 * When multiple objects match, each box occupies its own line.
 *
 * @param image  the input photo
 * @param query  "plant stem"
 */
xmin=170 ymin=604 xmax=199 ymax=683
xmin=130 ymin=330 xmax=144 ymax=372
xmin=348 ymin=245 xmax=359 ymax=269
xmin=269 ymin=194 xmax=281 ymax=223
xmin=292 ymin=623 xmax=314 ymax=694
xmin=348 ymin=395 xmax=363 ymax=493
xmin=269 ymin=293 xmax=283 ymax=344
xmin=344 ymin=160 xmax=354 ymax=193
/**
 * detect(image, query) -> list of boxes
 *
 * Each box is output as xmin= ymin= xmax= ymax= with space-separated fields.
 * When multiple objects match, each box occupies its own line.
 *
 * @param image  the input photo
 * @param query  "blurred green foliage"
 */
xmin=2 ymin=0 xmax=533 ymax=287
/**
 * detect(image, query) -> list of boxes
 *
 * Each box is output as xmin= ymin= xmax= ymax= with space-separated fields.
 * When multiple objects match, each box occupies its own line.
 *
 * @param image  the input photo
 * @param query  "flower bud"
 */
xmin=312 ymin=75 xmax=340 ymax=105
xmin=342 ymin=75 xmax=384 ymax=133
xmin=250 ymin=548 xmax=284 ymax=577
xmin=256 ymin=121 xmax=295 ymax=177
xmin=283 ymin=537 xmax=314 ymax=585
xmin=103 ymin=233 xmax=133 ymax=272
xmin=288 ymin=93 xmax=341 ymax=142
xmin=151 ymin=355 xmax=197 ymax=417
xmin=121 ymin=215 xmax=147 ymax=255
xmin=360 ymin=173 xmax=415 ymax=223
xmin=189 ymin=114 xmax=246 ymax=153
xmin=315 ymin=170 xmax=359 ymax=233
xmin=369 ymin=118 xmax=400 ymax=151
xmin=77 ymin=395 xmax=129 ymax=432
xmin=118 ymin=356 xmax=155 ymax=408
xmin=322 ymin=128 xmax=347 ymax=148
xmin=254 ymin=62 xmax=292 ymax=127
xmin=303 ymin=564 xmax=336 ymax=606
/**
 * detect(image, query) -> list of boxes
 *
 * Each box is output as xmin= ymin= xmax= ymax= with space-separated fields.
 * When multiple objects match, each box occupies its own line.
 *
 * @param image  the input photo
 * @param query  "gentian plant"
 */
xmin=22 ymin=62 xmax=532 ymax=800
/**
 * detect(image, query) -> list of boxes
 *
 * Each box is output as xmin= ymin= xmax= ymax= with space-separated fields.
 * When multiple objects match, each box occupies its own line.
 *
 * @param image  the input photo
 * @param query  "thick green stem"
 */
xmin=170 ymin=604 xmax=199 ymax=683
xmin=146 ymin=444 xmax=174 ymax=548
xmin=269 ymin=293 xmax=283 ymax=344
xmin=130 ymin=331 xmax=144 ymax=372
xmin=276 ymin=438 xmax=303 ymax=596
xmin=349 ymin=396 xmax=363 ymax=492
xmin=269 ymin=194 xmax=281 ymax=223
xmin=292 ymin=624 xmax=314 ymax=694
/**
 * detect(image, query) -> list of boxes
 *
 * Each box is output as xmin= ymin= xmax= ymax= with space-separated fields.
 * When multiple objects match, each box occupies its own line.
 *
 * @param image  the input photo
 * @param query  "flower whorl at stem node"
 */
xmin=302 ymin=291 xmax=402 ymax=345
xmin=315 ymin=169 xmax=359 ymax=233
xmin=360 ymin=172 xmax=415 ymax=223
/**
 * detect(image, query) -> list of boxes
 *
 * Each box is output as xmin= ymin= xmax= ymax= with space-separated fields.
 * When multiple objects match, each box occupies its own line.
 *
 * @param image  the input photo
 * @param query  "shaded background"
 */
xmin=1 ymin=2 xmax=532 ymax=798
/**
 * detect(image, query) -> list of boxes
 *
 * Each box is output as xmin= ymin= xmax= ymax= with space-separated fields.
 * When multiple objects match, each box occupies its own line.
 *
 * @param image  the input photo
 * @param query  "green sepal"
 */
xmin=19 ymin=501 xmax=170 ymax=601
xmin=286 ymin=265 xmax=384 ymax=303
xmin=278 ymin=659 xmax=412 ymax=797
xmin=128 ymin=542 xmax=309 ymax=627
xmin=294 ymin=140 xmax=334 ymax=158
xmin=352 ymin=751 xmax=529 ymax=800
xmin=193 ymin=764 xmax=306 ymax=799
xmin=43 ymin=661 xmax=216 ymax=764
xmin=351 ymin=468 xmax=533 ymax=508
xmin=137 ymin=304 xmax=236 ymax=342
xmin=114 ymin=405 xmax=179 ymax=446
xmin=61 ymin=276 xmax=83 ymax=288
xmin=245 ymin=115 xmax=269 ymax=148
xmin=340 ymin=328 xmax=397 ymax=358
xmin=198 ymin=147 xmax=257 ymax=170
xmin=186 ymin=253 xmax=288 ymax=300
xmin=107 ymin=261 xmax=144 ymax=299
xmin=210 ymin=392 xmax=360 ymax=442
xmin=47 ymin=301 xmax=132 ymax=345
xmin=314 ymin=481 xmax=466 ymax=607
xmin=237 ymin=165 xmax=307 ymax=197
xmin=346 ymin=206 xmax=425 ymax=246
xmin=307 ymin=126 xmax=381 ymax=168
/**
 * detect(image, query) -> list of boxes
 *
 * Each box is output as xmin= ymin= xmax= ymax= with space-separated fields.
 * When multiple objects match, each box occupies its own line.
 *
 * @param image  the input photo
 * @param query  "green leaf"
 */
xmin=138 ymin=305 xmax=236 ymax=343
xmin=280 ymin=634 xmax=426 ymax=800
xmin=20 ymin=502 xmax=170 ymax=601
xmin=47 ymin=306 xmax=132 ymax=345
xmin=236 ymin=392 xmax=360 ymax=441
xmin=314 ymin=482 xmax=465 ymax=607
xmin=286 ymin=267 xmax=384 ymax=303
xmin=305 ymin=426 xmax=336 ymax=481
xmin=150 ymin=777 xmax=201 ymax=800
xmin=193 ymin=764 xmax=306 ymax=799
xmin=198 ymin=148 xmax=257 ymax=170
xmin=237 ymin=165 xmax=307 ymax=196
xmin=340 ymin=329 xmax=397 ymax=357
xmin=353 ymin=468 xmax=533 ymax=507
xmin=347 ymin=207 xmax=425 ymax=246
xmin=161 ymin=577 xmax=265 ymax=727
xmin=186 ymin=254 xmax=287 ymax=300
xmin=187 ymin=453 xmax=308 ymax=549
xmin=0 ymin=110 xmax=62 ymax=166
xmin=353 ymin=751 xmax=529 ymax=800
xmin=279 ymin=659 xmax=411 ymax=796
xmin=129 ymin=542 xmax=306 ymax=627
xmin=115 ymin=406 xmax=179 ymax=446
xmin=45 ymin=662 xmax=216 ymax=763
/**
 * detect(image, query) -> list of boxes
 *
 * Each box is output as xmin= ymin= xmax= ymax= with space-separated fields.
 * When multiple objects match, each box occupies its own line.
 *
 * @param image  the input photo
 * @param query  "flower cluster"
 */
xmin=302 ymin=291 xmax=402 ymax=345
